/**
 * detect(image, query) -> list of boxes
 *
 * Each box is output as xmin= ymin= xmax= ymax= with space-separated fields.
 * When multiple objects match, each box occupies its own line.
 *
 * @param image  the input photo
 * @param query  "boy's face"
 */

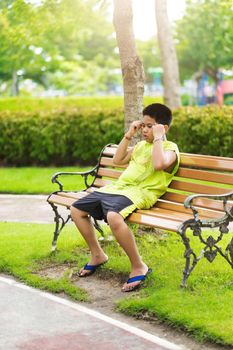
xmin=141 ymin=115 xmax=168 ymax=143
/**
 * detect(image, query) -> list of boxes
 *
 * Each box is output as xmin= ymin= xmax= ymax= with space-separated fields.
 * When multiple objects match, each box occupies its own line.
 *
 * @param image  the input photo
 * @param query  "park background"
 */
xmin=0 ymin=0 xmax=233 ymax=347
xmin=0 ymin=0 xmax=232 ymax=166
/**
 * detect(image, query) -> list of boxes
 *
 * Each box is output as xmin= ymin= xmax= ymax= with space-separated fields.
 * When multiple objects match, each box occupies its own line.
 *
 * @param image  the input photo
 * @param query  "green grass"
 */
xmin=0 ymin=222 xmax=89 ymax=301
xmin=0 ymin=166 xmax=92 ymax=194
xmin=0 ymin=96 xmax=160 ymax=112
xmin=0 ymin=222 xmax=233 ymax=345
xmin=116 ymin=230 xmax=233 ymax=346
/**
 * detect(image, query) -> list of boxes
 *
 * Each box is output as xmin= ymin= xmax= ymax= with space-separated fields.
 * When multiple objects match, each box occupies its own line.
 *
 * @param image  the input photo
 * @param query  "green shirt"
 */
xmin=96 ymin=140 xmax=180 ymax=210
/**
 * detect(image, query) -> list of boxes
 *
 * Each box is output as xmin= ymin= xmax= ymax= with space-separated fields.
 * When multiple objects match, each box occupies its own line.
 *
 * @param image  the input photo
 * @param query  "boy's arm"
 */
xmin=152 ymin=124 xmax=177 ymax=171
xmin=113 ymin=121 xmax=142 ymax=165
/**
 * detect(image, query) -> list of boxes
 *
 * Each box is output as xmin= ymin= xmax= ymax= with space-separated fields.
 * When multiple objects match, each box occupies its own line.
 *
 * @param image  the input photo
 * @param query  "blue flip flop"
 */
xmin=78 ymin=261 xmax=107 ymax=277
xmin=122 ymin=268 xmax=152 ymax=292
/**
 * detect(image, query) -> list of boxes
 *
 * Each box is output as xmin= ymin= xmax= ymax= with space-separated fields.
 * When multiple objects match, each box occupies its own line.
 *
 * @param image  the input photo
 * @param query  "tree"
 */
xmin=0 ymin=0 xmax=38 ymax=94
xmin=113 ymin=0 xmax=145 ymax=132
xmin=175 ymin=0 xmax=233 ymax=83
xmin=155 ymin=0 xmax=181 ymax=108
xmin=0 ymin=0 xmax=118 ymax=95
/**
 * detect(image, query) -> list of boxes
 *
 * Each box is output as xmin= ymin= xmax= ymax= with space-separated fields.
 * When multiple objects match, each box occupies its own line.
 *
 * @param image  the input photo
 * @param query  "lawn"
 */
xmin=0 ymin=96 xmax=160 ymax=112
xmin=0 ymin=166 xmax=92 ymax=194
xmin=0 ymin=221 xmax=233 ymax=346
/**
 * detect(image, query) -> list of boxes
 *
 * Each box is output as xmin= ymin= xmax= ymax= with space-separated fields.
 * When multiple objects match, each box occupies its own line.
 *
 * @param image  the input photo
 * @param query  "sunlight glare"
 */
xmin=132 ymin=0 xmax=186 ymax=40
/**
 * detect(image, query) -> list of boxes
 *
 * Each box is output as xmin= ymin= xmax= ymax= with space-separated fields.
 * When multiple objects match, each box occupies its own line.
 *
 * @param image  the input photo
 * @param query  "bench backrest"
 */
xmin=91 ymin=144 xmax=233 ymax=216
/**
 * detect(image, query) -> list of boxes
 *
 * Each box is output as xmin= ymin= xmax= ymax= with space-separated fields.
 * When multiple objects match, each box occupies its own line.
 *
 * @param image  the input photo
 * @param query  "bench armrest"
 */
xmin=51 ymin=165 xmax=98 ymax=191
xmin=184 ymin=190 xmax=233 ymax=220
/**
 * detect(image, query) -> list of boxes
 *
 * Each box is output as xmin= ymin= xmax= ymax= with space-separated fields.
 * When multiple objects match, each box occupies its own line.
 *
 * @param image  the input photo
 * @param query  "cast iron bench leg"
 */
xmin=178 ymin=212 xmax=233 ymax=287
xmin=49 ymin=202 xmax=71 ymax=251
xmin=178 ymin=220 xmax=199 ymax=287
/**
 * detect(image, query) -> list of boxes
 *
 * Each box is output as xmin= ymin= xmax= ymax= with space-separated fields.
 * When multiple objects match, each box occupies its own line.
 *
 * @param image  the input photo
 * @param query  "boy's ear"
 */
xmin=164 ymin=124 xmax=169 ymax=133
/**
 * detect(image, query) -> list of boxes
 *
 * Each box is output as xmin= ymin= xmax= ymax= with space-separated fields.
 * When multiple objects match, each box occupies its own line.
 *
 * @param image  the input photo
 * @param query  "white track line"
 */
xmin=0 ymin=276 xmax=187 ymax=350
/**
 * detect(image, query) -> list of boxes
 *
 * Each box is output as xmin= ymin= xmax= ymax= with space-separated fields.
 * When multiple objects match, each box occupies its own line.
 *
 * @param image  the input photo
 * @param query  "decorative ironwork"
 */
xmin=47 ymin=144 xmax=114 ymax=249
xmin=49 ymin=202 xmax=71 ymax=251
xmin=178 ymin=191 xmax=233 ymax=287
xmin=51 ymin=143 xmax=114 ymax=191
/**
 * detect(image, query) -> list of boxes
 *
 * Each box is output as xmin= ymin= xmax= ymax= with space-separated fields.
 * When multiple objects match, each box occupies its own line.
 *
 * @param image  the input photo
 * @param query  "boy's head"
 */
xmin=141 ymin=103 xmax=172 ymax=143
xmin=142 ymin=103 xmax=172 ymax=126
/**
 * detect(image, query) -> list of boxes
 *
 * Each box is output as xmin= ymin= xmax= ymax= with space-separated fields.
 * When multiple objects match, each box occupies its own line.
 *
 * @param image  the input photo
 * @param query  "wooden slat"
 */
xmin=103 ymin=147 xmax=233 ymax=172
xmin=181 ymin=152 xmax=233 ymax=161
xmin=102 ymin=146 xmax=119 ymax=157
xmin=170 ymin=180 xmax=231 ymax=195
xmin=48 ymin=194 xmax=74 ymax=207
xmin=57 ymin=191 xmax=88 ymax=200
xmin=161 ymin=192 xmax=225 ymax=212
xmin=137 ymin=208 xmax=191 ymax=222
xmin=93 ymin=178 xmax=113 ymax=187
xmin=128 ymin=212 xmax=180 ymax=232
xmin=161 ymin=192 xmax=189 ymax=203
xmin=100 ymin=157 xmax=128 ymax=168
xmin=97 ymin=167 xmax=123 ymax=179
xmin=94 ymin=177 xmax=230 ymax=196
xmin=155 ymin=200 xmax=223 ymax=219
xmin=176 ymin=167 xmax=233 ymax=185
xmin=180 ymin=154 xmax=233 ymax=172
xmin=54 ymin=189 xmax=228 ymax=219
xmin=103 ymin=145 xmax=134 ymax=158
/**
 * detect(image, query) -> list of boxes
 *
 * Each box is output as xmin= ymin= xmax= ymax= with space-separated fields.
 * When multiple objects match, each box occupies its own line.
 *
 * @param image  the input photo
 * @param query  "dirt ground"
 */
xmin=38 ymin=264 xmax=232 ymax=350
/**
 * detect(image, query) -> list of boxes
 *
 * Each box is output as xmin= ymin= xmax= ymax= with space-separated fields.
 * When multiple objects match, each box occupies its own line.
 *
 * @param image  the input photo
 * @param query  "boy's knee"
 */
xmin=70 ymin=205 xmax=86 ymax=219
xmin=70 ymin=205 xmax=77 ymax=218
xmin=107 ymin=211 xmax=123 ymax=229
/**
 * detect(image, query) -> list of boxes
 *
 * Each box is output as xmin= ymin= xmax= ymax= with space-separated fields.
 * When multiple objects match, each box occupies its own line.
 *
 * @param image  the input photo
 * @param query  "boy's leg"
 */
xmin=106 ymin=211 xmax=148 ymax=291
xmin=70 ymin=206 xmax=108 ymax=276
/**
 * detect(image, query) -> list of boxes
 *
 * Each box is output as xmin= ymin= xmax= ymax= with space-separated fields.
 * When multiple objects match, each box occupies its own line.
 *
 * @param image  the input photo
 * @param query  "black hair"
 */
xmin=142 ymin=103 xmax=172 ymax=126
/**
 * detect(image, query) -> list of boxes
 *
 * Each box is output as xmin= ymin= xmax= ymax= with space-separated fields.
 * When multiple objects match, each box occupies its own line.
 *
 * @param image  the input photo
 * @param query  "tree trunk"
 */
xmin=11 ymin=71 xmax=19 ymax=96
xmin=113 ymin=0 xmax=145 ymax=134
xmin=155 ymin=0 xmax=181 ymax=108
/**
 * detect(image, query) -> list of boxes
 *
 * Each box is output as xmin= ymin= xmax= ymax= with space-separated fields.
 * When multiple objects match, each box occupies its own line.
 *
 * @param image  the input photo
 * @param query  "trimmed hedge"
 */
xmin=0 ymin=104 xmax=232 ymax=166
xmin=171 ymin=106 xmax=233 ymax=157
xmin=0 ymin=108 xmax=124 ymax=165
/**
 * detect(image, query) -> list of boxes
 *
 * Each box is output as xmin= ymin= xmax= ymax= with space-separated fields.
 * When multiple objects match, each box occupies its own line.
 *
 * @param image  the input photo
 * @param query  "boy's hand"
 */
xmin=152 ymin=124 xmax=165 ymax=139
xmin=125 ymin=121 xmax=142 ymax=138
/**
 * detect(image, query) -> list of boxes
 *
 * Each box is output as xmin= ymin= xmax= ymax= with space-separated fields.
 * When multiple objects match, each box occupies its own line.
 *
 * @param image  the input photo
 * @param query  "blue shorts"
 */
xmin=72 ymin=191 xmax=135 ymax=221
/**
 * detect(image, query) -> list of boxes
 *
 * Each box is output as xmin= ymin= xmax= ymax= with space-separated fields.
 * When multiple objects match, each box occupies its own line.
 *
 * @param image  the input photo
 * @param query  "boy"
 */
xmin=71 ymin=103 xmax=179 ymax=292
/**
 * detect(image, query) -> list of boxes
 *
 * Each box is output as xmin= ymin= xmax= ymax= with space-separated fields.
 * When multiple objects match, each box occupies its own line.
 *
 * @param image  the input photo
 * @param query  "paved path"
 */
xmin=0 ymin=194 xmax=61 ymax=223
xmin=0 ymin=276 xmax=185 ymax=350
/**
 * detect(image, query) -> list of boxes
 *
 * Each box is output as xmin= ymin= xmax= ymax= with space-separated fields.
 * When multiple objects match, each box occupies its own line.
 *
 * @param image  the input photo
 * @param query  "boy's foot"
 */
xmin=78 ymin=255 xmax=108 ymax=277
xmin=121 ymin=266 xmax=152 ymax=292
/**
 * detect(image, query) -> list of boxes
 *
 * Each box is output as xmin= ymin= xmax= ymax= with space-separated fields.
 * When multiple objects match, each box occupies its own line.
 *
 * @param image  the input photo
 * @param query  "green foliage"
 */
xmin=175 ymin=0 xmax=233 ymax=81
xmin=0 ymin=99 xmax=232 ymax=166
xmin=170 ymin=105 xmax=233 ymax=157
xmin=0 ymin=107 xmax=124 ymax=165
xmin=0 ymin=0 xmax=118 ymax=95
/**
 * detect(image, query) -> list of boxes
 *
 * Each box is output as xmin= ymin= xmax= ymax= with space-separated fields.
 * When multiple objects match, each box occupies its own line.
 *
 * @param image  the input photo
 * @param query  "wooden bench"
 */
xmin=47 ymin=144 xmax=233 ymax=287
